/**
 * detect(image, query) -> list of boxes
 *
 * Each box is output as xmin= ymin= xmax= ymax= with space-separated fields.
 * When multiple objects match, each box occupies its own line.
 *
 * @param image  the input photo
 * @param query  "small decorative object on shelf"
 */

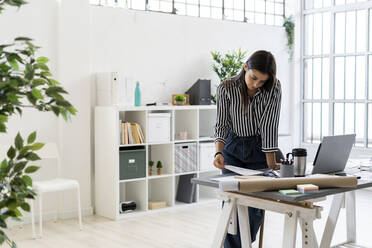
xmin=156 ymin=160 xmax=163 ymax=175
xmin=178 ymin=131 xmax=188 ymax=140
xmin=172 ymin=94 xmax=190 ymax=105
xmin=148 ymin=201 xmax=166 ymax=210
xmin=148 ymin=160 xmax=154 ymax=176
xmin=134 ymin=81 xmax=141 ymax=106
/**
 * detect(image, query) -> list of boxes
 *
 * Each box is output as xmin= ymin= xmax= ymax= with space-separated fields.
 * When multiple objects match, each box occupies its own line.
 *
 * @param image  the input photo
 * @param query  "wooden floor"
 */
xmin=8 ymin=190 xmax=372 ymax=248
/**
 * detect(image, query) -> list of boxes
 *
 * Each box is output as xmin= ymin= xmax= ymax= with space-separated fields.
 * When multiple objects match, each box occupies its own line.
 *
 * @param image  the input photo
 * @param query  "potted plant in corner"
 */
xmin=156 ymin=161 xmax=163 ymax=175
xmin=149 ymin=160 xmax=154 ymax=176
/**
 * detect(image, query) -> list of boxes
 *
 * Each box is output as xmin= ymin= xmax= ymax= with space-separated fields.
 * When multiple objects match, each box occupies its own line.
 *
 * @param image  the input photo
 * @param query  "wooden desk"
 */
xmin=192 ymin=174 xmax=372 ymax=248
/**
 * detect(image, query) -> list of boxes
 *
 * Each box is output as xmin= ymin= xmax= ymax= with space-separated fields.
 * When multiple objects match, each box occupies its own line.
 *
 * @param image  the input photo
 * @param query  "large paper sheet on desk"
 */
xmin=219 ymin=174 xmax=358 ymax=192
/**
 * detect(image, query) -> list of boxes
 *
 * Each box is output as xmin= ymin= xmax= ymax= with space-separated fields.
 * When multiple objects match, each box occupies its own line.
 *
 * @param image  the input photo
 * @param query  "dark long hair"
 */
xmin=238 ymin=50 xmax=277 ymax=114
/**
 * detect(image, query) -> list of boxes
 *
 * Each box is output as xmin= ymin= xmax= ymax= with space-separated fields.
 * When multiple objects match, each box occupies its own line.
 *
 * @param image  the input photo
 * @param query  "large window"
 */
xmin=302 ymin=0 xmax=372 ymax=148
xmin=90 ymin=0 xmax=285 ymax=26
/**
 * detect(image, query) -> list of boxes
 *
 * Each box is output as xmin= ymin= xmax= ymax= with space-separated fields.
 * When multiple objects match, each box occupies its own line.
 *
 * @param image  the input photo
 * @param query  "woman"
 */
xmin=213 ymin=50 xmax=281 ymax=247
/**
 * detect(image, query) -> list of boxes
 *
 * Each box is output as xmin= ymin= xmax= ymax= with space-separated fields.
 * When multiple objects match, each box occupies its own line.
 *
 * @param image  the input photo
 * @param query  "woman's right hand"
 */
xmin=213 ymin=154 xmax=225 ymax=170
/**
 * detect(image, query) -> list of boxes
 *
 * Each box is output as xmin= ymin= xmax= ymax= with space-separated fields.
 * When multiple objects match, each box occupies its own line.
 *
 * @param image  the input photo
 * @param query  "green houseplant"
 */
xmin=0 ymin=1 xmax=76 ymax=246
xmin=283 ymin=16 xmax=295 ymax=59
xmin=156 ymin=161 xmax=163 ymax=175
xmin=210 ymin=48 xmax=247 ymax=103
xmin=148 ymin=160 xmax=154 ymax=176
xmin=174 ymin=95 xmax=186 ymax=105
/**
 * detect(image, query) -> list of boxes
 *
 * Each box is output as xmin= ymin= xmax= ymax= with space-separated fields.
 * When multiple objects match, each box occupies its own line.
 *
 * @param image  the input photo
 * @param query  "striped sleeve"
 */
xmin=214 ymin=84 xmax=232 ymax=144
xmin=260 ymin=81 xmax=282 ymax=152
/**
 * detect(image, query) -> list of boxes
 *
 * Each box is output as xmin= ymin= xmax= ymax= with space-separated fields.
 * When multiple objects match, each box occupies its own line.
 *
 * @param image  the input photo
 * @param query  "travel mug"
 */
xmin=292 ymin=148 xmax=307 ymax=177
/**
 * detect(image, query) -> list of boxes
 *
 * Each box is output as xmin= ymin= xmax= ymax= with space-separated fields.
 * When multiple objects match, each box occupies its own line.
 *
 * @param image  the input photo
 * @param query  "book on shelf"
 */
xmin=120 ymin=122 xmax=145 ymax=145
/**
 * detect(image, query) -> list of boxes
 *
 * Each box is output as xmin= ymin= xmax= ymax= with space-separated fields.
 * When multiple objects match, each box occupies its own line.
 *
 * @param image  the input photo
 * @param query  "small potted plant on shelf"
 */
xmin=156 ymin=161 xmax=163 ymax=175
xmin=174 ymin=95 xmax=186 ymax=105
xmin=149 ymin=160 xmax=154 ymax=176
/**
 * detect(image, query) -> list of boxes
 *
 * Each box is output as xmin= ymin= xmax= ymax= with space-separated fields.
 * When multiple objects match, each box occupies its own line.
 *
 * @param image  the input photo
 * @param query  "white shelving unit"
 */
xmin=95 ymin=105 xmax=220 ymax=220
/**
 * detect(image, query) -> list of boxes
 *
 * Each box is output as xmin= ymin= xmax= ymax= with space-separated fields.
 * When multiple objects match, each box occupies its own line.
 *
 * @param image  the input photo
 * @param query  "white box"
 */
xmin=147 ymin=113 xmax=171 ymax=143
xmin=199 ymin=142 xmax=216 ymax=171
xmin=96 ymin=72 xmax=134 ymax=107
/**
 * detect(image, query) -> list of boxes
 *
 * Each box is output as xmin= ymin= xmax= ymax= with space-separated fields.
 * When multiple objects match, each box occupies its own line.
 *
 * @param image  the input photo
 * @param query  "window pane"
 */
xmin=322 ymin=103 xmax=330 ymax=138
xmin=314 ymin=0 xmax=322 ymax=8
xmin=370 ymin=56 xmax=372 ymax=99
xmin=345 ymin=11 xmax=356 ymax=53
xmin=225 ymin=8 xmax=234 ymax=20
xmin=255 ymin=13 xmax=265 ymax=24
xmin=175 ymin=3 xmax=186 ymax=15
xmin=345 ymin=103 xmax=354 ymax=135
xmin=234 ymin=0 xmax=244 ymax=10
xmin=266 ymin=2 xmax=274 ymax=14
xmin=323 ymin=13 xmax=330 ymax=54
xmin=211 ymin=0 xmax=222 ymax=7
xmin=323 ymin=0 xmax=332 ymax=7
xmin=275 ymin=15 xmax=283 ymax=26
xmin=313 ymin=13 xmax=322 ymax=55
xmin=370 ymin=9 xmax=372 ymax=51
xmin=335 ymin=12 xmax=345 ymax=54
xmin=200 ymin=0 xmax=210 ymax=5
xmin=245 ymin=11 xmax=254 ymax=23
xmin=356 ymin=10 xmax=367 ymax=52
xmin=322 ymin=58 xmax=330 ymax=99
xmin=304 ymin=103 xmax=312 ymax=143
xmin=234 ymin=10 xmax=244 ymax=21
xmin=200 ymin=6 xmax=211 ymax=18
xmin=313 ymin=103 xmax=321 ymax=143
xmin=225 ymin=0 xmax=233 ymax=8
xmin=369 ymin=104 xmax=372 ymax=147
xmin=148 ymin=0 xmax=160 ymax=11
xmin=266 ymin=14 xmax=274 ymax=25
xmin=187 ymin=4 xmax=199 ymax=16
xmin=305 ymin=15 xmax=313 ymax=55
xmin=335 ymin=0 xmax=346 ymax=5
xmin=245 ymin=0 xmax=254 ymax=11
xmin=211 ymin=7 xmax=222 ymax=19
xmin=131 ymin=0 xmax=146 ymax=10
xmin=334 ymin=57 xmax=345 ymax=99
xmin=304 ymin=59 xmax=313 ymax=99
xmin=355 ymin=104 xmax=365 ymax=147
xmin=160 ymin=1 xmax=172 ymax=12
xmin=274 ymin=3 xmax=283 ymax=16
xmin=188 ymin=0 xmax=198 ymax=4
xmin=305 ymin=0 xmax=314 ymax=9
xmin=346 ymin=0 xmax=355 ymax=3
xmin=345 ymin=56 xmax=355 ymax=99
xmin=255 ymin=0 xmax=265 ymax=12
xmin=334 ymin=103 xmax=344 ymax=135
xmin=355 ymin=56 xmax=365 ymax=99
xmin=313 ymin=58 xmax=322 ymax=99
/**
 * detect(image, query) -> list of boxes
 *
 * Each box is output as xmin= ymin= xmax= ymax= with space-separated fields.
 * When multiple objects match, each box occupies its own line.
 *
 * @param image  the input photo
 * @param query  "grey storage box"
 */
xmin=174 ymin=142 xmax=197 ymax=173
xmin=119 ymin=148 xmax=146 ymax=180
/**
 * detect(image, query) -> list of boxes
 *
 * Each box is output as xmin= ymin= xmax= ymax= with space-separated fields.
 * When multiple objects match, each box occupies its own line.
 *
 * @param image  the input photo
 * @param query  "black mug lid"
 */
xmin=292 ymin=148 xmax=307 ymax=156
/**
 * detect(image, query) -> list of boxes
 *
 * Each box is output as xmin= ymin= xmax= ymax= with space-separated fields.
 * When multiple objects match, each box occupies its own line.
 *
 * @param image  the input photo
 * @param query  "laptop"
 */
xmin=311 ymin=134 xmax=356 ymax=174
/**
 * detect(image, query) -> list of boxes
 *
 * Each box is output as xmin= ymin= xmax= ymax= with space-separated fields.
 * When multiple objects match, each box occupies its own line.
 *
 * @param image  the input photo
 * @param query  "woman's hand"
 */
xmin=268 ymin=162 xmax=280 ymax=170
xmin=213 ymin=154 xmax=225 ymax=170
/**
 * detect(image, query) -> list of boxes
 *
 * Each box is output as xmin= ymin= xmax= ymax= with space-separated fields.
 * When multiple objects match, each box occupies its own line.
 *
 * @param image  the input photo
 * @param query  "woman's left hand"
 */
xmin=268 ymin=163 xmax=280 ymax=170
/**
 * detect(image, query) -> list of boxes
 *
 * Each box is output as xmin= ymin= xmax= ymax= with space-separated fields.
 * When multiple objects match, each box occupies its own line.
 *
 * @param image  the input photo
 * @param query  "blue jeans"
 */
xmin=222 ymin=131 xmax=267 ymax=248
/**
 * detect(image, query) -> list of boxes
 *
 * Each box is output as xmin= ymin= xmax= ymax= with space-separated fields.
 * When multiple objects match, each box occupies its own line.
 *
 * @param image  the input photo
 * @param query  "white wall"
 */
xmin=0 ymin=0 xmax=293 ymax=222
xmin=90 ymin=6 xmax=292 ymax=135
xmin=0 ymin=0 xmax=93 ymax=221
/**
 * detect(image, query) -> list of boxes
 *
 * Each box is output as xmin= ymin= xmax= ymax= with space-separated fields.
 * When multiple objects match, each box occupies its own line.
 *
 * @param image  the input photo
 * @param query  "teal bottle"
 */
xmin=134 ymin=81 xmax=141 ymax=106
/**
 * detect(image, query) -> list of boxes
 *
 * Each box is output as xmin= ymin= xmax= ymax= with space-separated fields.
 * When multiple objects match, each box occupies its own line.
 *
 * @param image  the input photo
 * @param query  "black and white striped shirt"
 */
xmin=214 ymin=76 xmax=282 ymax=153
